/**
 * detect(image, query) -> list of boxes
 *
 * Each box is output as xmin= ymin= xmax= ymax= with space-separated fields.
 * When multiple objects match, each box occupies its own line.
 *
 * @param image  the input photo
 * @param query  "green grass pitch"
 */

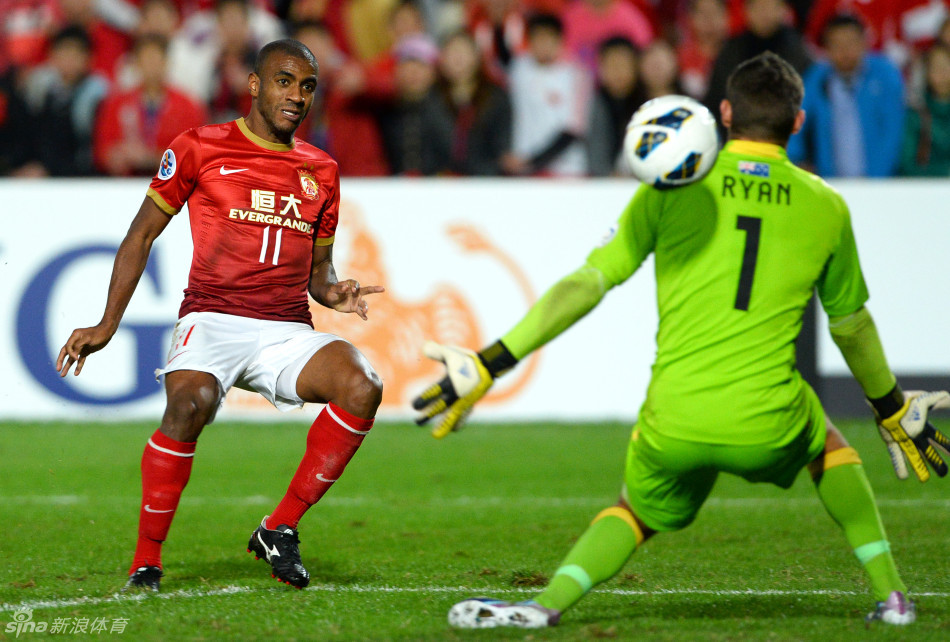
xmin=1 ymin=419 xmax=948 ymax=640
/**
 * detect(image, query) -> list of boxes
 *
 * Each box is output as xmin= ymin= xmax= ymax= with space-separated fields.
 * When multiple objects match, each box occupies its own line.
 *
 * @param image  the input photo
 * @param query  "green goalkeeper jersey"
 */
xmin=587 ymin=140 xmax=869 ymax=446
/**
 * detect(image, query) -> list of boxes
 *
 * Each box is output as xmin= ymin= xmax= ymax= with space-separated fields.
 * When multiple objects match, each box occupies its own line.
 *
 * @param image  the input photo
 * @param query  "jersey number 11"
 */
xmin=259 ymin=226 xmax=283 ymax=266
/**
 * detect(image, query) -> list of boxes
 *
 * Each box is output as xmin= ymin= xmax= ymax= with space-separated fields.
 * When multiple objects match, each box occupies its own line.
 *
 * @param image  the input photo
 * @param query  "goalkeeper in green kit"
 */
xmin=413 ymin=52 xmax=950 ymax=629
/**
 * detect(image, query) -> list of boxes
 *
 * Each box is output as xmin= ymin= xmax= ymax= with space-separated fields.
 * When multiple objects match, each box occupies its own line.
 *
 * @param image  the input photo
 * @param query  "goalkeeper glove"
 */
xmin=869 ymin=386 xmax=950 ymax=482
xmin=412 ymin=340 xmax=517 ymax=439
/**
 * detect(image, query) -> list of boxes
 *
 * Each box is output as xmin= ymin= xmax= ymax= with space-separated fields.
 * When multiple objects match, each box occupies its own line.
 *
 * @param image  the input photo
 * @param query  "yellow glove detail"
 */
xmin=412 ymin=341 xmax=494 ymax=439
xmin=877 ymin=391 xmax=950 ymax=482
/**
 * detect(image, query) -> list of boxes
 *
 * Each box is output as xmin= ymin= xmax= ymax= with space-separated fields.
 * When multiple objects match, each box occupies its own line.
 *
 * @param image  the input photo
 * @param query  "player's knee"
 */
xmin=335 ymin=368 xmax=383 ymax=419
xmin=162 ymin=385 xmax=217 ymax=440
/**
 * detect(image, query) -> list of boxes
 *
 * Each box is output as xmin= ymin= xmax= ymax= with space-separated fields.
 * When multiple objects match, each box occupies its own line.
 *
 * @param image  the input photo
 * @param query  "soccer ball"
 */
xmin=623 ymin=95 xmax=719 ymax=189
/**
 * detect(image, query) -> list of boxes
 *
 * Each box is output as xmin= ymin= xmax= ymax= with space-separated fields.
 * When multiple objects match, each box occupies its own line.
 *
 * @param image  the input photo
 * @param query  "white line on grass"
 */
xmin=4 ymin=495 xmax=950 ymax=508
xmin=2 ymin=585 xmax=948 ymax=614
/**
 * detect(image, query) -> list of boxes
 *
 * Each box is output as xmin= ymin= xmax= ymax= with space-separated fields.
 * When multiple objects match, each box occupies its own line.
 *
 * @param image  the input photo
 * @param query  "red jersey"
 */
xmin=147 ymin=118 xmax=339 ymax=327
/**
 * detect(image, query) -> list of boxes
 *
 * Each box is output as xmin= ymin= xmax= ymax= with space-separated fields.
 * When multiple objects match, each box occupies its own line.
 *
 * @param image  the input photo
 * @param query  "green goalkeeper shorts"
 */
xmin=623 ymin=399 xmax=826 ymax=532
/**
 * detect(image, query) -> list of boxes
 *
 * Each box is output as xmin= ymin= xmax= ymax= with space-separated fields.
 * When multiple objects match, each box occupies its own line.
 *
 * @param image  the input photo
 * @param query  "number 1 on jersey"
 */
xmin=734 ymin=215 xmax=761 ymax=311
xmin=259 ymin=226 xmax=283 ymax=265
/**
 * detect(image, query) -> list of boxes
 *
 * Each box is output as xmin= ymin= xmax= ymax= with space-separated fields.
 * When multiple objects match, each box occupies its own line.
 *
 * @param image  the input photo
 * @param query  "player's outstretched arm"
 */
xmin=56 ymin=196 xmax=172 ymax=377
xmin=307 ymin=243 xmax=384 ymax=321
xmin=412 ymin=263 xmax=610 ymax=437
xmin=829 ymin=306 xmax=950 ymax=482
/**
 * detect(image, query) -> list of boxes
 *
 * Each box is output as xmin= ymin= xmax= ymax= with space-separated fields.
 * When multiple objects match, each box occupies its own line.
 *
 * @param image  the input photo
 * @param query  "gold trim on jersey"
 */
xmin=236 ymin=118 xmax=295 ymax=151
xmin=147 ymin=188 xmax=179 ymax=215
xmin=725 ymin=140 xmax=786 ymax=159
xmin=314 ymin=235 xmax=335 ymax=247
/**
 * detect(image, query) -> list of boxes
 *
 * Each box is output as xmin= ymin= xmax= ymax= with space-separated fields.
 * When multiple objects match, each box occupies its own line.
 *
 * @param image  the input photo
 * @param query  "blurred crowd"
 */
xmin=1 ymin=0 xmax=949 ymax=178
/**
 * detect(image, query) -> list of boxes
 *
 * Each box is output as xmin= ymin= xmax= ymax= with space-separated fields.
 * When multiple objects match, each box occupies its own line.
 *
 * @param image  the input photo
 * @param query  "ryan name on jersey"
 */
xmin=721 ymin=175 xmax=792 ymax=206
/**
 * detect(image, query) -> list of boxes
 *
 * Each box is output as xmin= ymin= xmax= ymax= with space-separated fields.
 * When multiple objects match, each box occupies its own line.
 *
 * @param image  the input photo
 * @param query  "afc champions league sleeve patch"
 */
xmin=298 ymin=170 xmax=319 ymax=200
xmin=157 ymin=149 xmax=177 ymax=180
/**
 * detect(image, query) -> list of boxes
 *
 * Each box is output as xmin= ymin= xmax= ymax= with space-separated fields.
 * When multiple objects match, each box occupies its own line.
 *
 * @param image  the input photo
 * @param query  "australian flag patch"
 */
xmin=738 ymin=160 xmax=770 ymax=177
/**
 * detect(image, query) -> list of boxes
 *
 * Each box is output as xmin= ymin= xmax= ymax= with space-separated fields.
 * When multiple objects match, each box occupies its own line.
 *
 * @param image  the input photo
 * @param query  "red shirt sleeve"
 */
xmin=146 ymin=128 xmax=202 ymax=215
xmin=314 ymin=165 xmax=340 ymax=245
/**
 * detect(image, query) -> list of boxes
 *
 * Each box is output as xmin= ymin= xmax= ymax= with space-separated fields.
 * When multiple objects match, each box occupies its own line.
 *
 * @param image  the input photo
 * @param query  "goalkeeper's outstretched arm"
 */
xmin=414 ymin=188 xmax=652 ymax=436
xmin=828 ymin=306 xmax=897 ymax=402
xmin=496 ymin=263 xmax=611 ymax=362
xmin=829 ymin=306 xmax=950 ymax=481
xmin=412 ymin=263 xmax=612 ymax=437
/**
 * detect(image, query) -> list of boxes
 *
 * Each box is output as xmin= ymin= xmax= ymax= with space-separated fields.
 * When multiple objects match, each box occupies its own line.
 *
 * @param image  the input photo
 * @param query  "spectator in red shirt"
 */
xmin=339 ymin=0 xmax=429 ymax=103
xmin=94 ymin=34 xmax=208 ymax=176
xmin=292 ymin=20 xmax=390 ymax=175
xmin=678 ymin=0 xmax=730 ymax=99
xmin=0 ymin=0 xmax=60 ymax=69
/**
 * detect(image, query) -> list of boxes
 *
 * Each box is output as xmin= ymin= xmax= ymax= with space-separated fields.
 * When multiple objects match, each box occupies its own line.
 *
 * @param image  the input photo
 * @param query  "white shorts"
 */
xmin=156 ymin=311 xmax=347 ymax=413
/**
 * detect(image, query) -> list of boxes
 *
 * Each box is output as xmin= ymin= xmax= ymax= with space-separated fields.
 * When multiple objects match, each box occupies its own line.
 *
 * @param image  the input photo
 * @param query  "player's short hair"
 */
xmin=725 ymin=51 xmax=803 ymax=144
xmin=253 ymin=39 xmax=318 ymax=78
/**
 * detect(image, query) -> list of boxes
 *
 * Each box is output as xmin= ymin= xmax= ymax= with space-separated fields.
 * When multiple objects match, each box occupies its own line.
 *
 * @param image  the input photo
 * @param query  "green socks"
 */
xmin=534 ymin=449 xmax=903 ymax=616
xmin=816 ymin=450 xmax=906 ymax=601
xmin=535 ymin=507 xmax=642 ymax=612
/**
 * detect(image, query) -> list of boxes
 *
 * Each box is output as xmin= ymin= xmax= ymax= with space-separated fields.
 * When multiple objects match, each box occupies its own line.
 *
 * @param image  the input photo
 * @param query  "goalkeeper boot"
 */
xmin=448 ymin=598 xmax=560 ymax=629
xmin=866 ymin=591 xmax=916 ymax=626
xmin=247 ymin=516 xmax=310 ymax=588
xmin=123 ymin=566 xmax=162 ymax=592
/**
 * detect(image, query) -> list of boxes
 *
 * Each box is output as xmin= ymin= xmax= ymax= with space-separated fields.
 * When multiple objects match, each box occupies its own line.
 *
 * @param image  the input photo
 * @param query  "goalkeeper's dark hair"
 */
xmin=254 ymin=39 xmax=318 ymax=78
xmin=725 ymin=51 xmax=803 ymax=145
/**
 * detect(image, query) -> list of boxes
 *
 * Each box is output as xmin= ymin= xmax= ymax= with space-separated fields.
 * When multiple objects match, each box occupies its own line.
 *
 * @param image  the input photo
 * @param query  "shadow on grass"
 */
xmin=170 ymin=556 xmax=371 ymax=588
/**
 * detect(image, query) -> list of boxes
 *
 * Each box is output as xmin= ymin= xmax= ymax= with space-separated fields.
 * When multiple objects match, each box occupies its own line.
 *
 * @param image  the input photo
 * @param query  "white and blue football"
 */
xmin=623 ymin=94 xmax=719 ymax=189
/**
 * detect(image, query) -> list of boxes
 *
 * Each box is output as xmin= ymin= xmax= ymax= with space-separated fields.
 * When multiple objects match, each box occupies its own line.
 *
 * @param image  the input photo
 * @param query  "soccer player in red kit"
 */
xmin=56 ymin=39 xmax=384 ymax=592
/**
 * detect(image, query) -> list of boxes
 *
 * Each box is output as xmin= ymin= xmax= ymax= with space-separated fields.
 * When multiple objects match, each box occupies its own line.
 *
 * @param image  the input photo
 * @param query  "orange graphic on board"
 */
xmin=225 ymin=199 xmax=539 ymax=412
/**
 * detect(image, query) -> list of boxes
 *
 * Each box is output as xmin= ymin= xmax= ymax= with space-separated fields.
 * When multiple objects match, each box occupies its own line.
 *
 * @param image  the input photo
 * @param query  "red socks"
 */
xmin=266 ymin=403 xmax=374 ymax=530
xmin=128 ymin=404 xmax=372 ymax=573
xmin=130 ymin=430 xmax=196 ymax=573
